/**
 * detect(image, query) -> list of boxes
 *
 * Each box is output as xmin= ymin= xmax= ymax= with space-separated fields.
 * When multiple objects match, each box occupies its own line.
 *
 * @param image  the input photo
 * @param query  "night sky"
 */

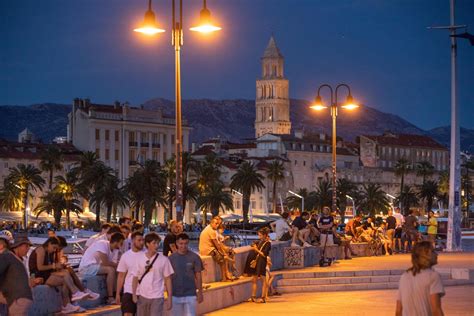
xmin=1 ymin=0 xmax=473 ymax=130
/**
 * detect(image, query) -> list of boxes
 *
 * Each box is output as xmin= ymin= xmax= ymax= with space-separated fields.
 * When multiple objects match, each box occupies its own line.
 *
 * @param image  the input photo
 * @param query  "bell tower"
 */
xmin=255 ymin=36 xmax=291 ymax=138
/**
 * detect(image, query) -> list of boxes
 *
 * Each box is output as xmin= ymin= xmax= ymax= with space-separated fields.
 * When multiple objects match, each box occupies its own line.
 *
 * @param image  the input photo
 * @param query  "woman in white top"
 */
xmin=396 ymin=241 xmax=445 ymax=316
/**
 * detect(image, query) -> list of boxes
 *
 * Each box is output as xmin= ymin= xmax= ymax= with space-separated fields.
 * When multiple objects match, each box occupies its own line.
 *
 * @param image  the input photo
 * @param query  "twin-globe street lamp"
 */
xmin=134 ymin=0 xmax=221 ymax=222
xmin=310 ymin=84 xmax=358 ymax=213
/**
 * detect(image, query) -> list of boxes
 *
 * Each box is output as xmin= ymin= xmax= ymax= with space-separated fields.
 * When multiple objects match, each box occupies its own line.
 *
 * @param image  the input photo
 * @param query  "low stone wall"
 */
xmin=28 ymin=285 xmax=62 ymax=316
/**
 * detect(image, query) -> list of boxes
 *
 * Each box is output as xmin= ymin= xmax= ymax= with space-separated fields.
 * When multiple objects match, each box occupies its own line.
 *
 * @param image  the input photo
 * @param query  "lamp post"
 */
xmin=288 ymin=190 xmax=304 ymax=213
xmin=346 ymin=194 xmax=356 ymax=217
xmin=310 ymin=84 xmax=358 ymax=212
xmin=134 ymin=0 xmax=221 ymax=222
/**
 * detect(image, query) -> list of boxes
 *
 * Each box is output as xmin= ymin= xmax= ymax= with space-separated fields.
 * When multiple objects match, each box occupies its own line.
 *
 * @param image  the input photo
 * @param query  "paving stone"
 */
xmin=354 ymin=270 xmax=373 ymax=276
xmin=334 ymin=271 xmax=354 ymax=277
xmin=371 ymin=276 xmax=389 ymax=283
xmin=372 ymin=270 xmax=391 ymax=276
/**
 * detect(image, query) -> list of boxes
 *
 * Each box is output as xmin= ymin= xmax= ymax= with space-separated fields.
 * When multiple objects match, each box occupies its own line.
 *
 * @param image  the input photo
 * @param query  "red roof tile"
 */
xmin=191 ymin=146 xmax=215 ymax=156
xmin=363 ymin=134 xmax=447 ymax=150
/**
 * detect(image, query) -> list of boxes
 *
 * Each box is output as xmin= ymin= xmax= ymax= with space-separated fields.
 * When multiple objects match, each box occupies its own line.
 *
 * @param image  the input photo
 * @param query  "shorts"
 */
xmin=405 ymin=230 xmax=418 ymax=242
xmin=121 ymin=293 xmax=137 ymax=314
xmin=386 ymin=229 xmax=395 ymax=240
xmin=320 ymin=233 xmax=334 ymax=246
xmin=394 ymin=227 xmax=403 ymax=239
xmin=78 ymin=264 xmax=100 ymax=277
xmin=210 ymin=249 xmax=225 ymax=264
xmin=279 ymin=232 xmax=292 ymax=241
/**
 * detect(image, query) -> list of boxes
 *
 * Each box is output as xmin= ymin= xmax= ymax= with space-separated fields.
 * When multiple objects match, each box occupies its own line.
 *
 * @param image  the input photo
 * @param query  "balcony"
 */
xmin=152 ymin=143 xmax=161 ymax=148
xmin=140 ymin=142 xmax=149 ymax=147
xmin=129 ymin=141 xmax=138 ymax=147
xmin=129 ymin=160 xmax=137 ymax=166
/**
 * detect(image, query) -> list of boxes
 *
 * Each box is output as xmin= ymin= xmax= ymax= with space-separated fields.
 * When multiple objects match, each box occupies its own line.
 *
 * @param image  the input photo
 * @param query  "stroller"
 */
xmin=319 ymin=231 xmax=333 ymax=267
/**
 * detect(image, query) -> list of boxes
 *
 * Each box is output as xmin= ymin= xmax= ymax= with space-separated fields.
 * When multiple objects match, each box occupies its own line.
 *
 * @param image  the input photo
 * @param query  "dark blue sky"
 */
xmin=1 ymin=0 xmax=473 ymax=130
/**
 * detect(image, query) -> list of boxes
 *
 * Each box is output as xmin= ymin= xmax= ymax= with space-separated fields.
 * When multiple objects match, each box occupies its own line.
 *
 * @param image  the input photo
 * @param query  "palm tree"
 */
xmin=196 ymin=182 xmax=234 ymax=217
xmin=55 ymin=171 xmax=82 ymax=228
xmin=84 ymin=162 xmax=115 ymax=227
xmin=6 ymin=164 xmax=45 ymax=229
xmin=139 ymin=160 xmax=167 ymax=228
xmin=266 ymin=160 xmax=285 ymax=213
xmin=396 ymin=185 xmax=419 ymax=215
xmin=95 ymin=175 xmax=128 ymax=223
xmin=416 ymin=161 xmax=434 ymax=184
xmin=438 ymin=171 xmax=449 ymax=209
xmin=395 ymin=158 xmax=411 ymax=211
xmin=194 ymin=154 xmax=223 ymax=223
xmin=230 ymin=161 xmax=265 ymax=223
xmin=40 ymin=145 xmax=63 ymax=190
xmin=418 ymin=180 xmax=439 ymax=212
xmin=286 ymin=188 xmax=308 ymax=211
xmin=182 ymin=152 xmax=198 ymax=214
xmin=35 ymin=191 xmax=82 ymax=228
xmin=125 ymin=171 xmax=145 ymax=221
xmin=462 ymin=159 xmax=474 ymax=217
xmin=359 ymin=183 xmax=390 ymax=216
xmin=315 ymin=179 xmax=332 ymax=211
xmin=336 ymin=178 xmax=359 ymax=221
xmin=0 ymin=180 xmax=22 ymax=212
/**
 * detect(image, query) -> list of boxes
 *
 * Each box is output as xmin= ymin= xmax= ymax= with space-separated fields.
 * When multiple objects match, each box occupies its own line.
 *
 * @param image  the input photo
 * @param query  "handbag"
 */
xmin=249 ymin=241 xmax=268 ymax=269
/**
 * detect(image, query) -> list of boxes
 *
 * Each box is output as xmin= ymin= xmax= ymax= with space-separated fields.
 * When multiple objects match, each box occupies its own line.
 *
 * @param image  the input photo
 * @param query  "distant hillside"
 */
xmin=0 ymin=99 xmax=473 ymax=153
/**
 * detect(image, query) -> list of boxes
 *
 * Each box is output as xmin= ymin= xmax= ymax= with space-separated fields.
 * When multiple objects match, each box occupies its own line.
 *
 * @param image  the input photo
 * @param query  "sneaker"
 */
xmin=61 ymin=303 xmax=81 ymax=314
xmin=303 ymin=242 xmax=312 ymax=248
xmin=290 ymin=242 xmax=299 ymax=248
xmin=107 ymin=297 xmax=116 ymax=305
xmin=72 ymin=303 xmax=86 ymax=313
xmin=84 ymin=288 xmax=100 ymax=301
xmin=71 ymin=291 xmax=89 ymax=302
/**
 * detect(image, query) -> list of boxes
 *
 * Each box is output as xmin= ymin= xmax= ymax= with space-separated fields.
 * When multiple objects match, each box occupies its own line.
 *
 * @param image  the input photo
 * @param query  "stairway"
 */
xmin=276 ymin=269 xmax=473 ymax=294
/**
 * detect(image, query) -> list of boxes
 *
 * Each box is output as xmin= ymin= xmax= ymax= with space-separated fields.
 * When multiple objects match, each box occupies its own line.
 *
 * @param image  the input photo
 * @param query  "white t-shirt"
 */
xmin=79 ymin=240 xmax=112 ymax=268
xmin=85 ymin=233 xmax=107 ymax=248
xmin=198 ymin=225 xmax=217 ymax=256
xmin=131 ymin=252 xmax=174 ymax=299
xmin=274 ymin=219 xmax=290 ymax=240
xmin=397 ymin=268 xmax=445 ymax=316
xmin=393 ymin=212 xmax=405 ymax=228
xmin=117 ymin=249 xmax=145 ymax=294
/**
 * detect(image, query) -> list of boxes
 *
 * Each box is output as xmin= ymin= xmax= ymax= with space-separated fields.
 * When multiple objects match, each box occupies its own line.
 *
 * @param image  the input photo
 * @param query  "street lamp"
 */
xmin=346 ymin=194 xmax=356 ymax=216
xmin=288 ymin=190 xmax=304 ymax=213
xmin=310 ymin=84 xmax=358 ymax=212
xmin=134 ymin=0 xmax=221 ymax=222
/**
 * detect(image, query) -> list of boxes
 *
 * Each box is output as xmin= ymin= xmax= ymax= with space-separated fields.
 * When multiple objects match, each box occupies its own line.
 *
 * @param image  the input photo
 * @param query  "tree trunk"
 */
xmin=272 ymin=181 xmax=277 ymax=213
xmin=66 ymin=210 xmax=70 ymax=230
xmin=202 ymin=208 xmax=207 ymax=225
xmin=168 ymin=195 xmax=173 ymax=221
xmin=144 ymin=206 xmax=152 ymax=228
xmin=400 ymin=174 xmax=405 ymax=213
xmin=242 ymin=194 xmax=250 ymax=224
xmin=95 ymin=204 xmax=101 ymax=228
xmin=49 ymin=170 xmax=53 ymax=191
xmin=106 ymin=203 xmax=113 ymax=223
xmin=54 ymin=209 xmax=62 ymax=229
xmin=22 ymin=189 xmax=28 ymax=230
xmin=135 ymin=206 xmax=140 ymax=221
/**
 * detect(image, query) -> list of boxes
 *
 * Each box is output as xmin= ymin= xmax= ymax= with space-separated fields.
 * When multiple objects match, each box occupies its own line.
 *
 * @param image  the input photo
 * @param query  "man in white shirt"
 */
xmin=132 ymin=233 xmax=174 ymax=316
xmin=116 ymin=231 xmax=145 ymax=316
xmin=79 ymin=232 xmax=124 ymax=304
xmin=84 ymin=224 xmax=111 ymax=249
xmin=393 ymin=207 xmax=405 ymax=253
xmin=270 ymin=212 xmax=292 ymax=241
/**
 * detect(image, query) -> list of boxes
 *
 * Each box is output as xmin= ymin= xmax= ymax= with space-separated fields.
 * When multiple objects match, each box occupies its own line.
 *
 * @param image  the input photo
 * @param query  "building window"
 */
xmin=251 ymin=200 xmax=257 ymax=209
xmin=115 ymin=130 xmax=119 ymax=142
xmin=130 ymin=149 xmax=136 ymax=162
xmin=163 ymin=135 xmax=167 ymax=145
xmin=171 ymin=135 xmax=175 ymax=145
xmin=152 ymin=133 xmax=158 ymax=144
xmin=105 ymin=130 xmax=109 ymax=141
xmin=115 ymin=149 xmax=119 ymax=160
xmin=95 ymin=148 xmax=100 ymax=158
xmin=141 ymin=133 xmax=147 ymax=143
xmin=303 ymin=161 xmax=306 ymax=166
xmin=4 ymin=162 xmax=8 ymax=168
xmin=152 ymin=151 xmax=159 ymax=161
xmin=105 ymin=149 xmax=109 ymax=160
xmin=163 ymin=152 xmax=167 ymax=160
xmin=95 ymin=129 xmax=100 ymax=140
xmin=344 ymin=162 xmax=353 ymax=169
xmin=129 ymin=131 xmax=135 ymax=142
xmin=294 ymin=160 xmax=297 ymax=165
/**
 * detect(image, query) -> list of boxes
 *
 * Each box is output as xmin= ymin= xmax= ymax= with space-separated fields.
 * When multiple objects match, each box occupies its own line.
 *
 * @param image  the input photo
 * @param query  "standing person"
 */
xmin=270 ymin=212 xmax=292 ymax=241
xmin=427 ymin=210 xmax=438 ymax=249
xmin=119 ymin=217 xmax=132 ymax=226
xmin=393 ymin=207 xmax=405 ymax=253
xmin=403 ymin=210 xmax=419 ymax=253
xmin=120 ymin=224 xmax=132 ymax=253
xmin=246 ymin=227 xmax=271 ymax=303
xmin=79 ymin=232 xmax=125 ymax=304
xmin=386 ymin=209 xmax=397 ymax=255
xmin=169 ymin=233 xmax=204 ymax=316
xmin=163 ymin=220 xmax=183 ymax=257
xmin=116 ymin=231 xmax=145 ymax=316
xmin=318 ymin=207 xmax=337 ymax=261
xmin=396 ymin=241 xmax=445 ymax=316
xmin=132 ymin=233 xmax=174 ymax=316
xmin=198 ymin=217 xmax=233 ymax=281
xmin=0 ymin=236 xmax=42 ymax=316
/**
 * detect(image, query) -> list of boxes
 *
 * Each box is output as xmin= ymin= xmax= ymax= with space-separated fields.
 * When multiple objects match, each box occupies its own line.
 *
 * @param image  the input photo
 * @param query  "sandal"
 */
xmin=259 ymin=297 xmax=267 ymax=303
xmin=247 ymin=296 xmax=257 ymax=303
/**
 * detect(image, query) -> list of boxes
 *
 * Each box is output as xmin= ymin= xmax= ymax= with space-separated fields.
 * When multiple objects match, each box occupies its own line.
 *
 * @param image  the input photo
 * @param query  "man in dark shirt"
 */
xmin=317 ymin=207 xmax=335 ymax=246
xmin=0 ymin=236 xmax=42 ymax=316
xmin=385 ymin=209 xmax=397 ymax=254
xmin=163 ymin=220 xmax=183 ymax=256
xmin=169 ymin=233 xmax=203 ymax=316
xmin=403 ymin=210 xmax=419 ymax=252
xmin=291 ymin=212 xmax=312 ymax=247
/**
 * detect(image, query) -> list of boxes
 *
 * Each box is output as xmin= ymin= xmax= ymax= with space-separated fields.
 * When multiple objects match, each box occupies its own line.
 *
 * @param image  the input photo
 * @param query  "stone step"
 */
xmin=281 ymin=269 xmax=405 ymax=279
xmin=279 ymin=273 xmax=451 ymax=286
xmin=276 ymin=277 xmax=473 ymax=294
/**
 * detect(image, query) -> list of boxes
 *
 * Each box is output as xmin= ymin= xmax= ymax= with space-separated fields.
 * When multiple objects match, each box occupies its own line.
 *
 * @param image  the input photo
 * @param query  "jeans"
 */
xmin=172 ymin=296 xmax=197 ymax=316
xmin=137 ymin=296 xmax=164 ymax=316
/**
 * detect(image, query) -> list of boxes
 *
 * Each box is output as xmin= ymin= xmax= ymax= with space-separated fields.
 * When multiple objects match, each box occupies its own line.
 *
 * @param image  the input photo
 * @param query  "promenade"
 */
xmin=207 ymin=252 xmax=474 ymax=316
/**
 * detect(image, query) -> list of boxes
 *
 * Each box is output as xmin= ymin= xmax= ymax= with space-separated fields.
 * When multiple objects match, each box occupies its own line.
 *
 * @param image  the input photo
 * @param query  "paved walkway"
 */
xmin=207 ymin=285 xmax=474 ymax=315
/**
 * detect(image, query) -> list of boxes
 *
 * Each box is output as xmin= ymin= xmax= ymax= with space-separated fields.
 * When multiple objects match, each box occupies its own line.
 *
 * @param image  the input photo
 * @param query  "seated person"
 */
xmin=291 ymin=212 xmax=312 ymax=248
xmin=270 ymin=212 xmax=292 ymax=241
xmin=29 ymin=237 xmax=89 ymax=314
xmin=198 ymin=217 xmax=234 ymax=281
xmin=345 ymin=214 xmax=362 ymax=240
xmin=84 ymin=224 xmax=111 ymax=249
xmin=376 ymin=222 xmax=392 ymax=255
xmin=79 ymin=232 xmax=125 ymax=304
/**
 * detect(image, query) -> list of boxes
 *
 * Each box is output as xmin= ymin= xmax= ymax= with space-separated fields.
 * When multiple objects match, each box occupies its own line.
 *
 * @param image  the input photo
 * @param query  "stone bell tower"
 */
xmin=255 ymin=36 xmax=291 ymax=138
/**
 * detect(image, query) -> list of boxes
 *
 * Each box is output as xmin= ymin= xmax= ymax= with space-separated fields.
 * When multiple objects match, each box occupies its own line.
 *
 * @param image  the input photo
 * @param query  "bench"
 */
xmin=29 ymin=285 xmax=62 ymax=316
xmin=78 ymin=275 xmax=108 ymax=309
